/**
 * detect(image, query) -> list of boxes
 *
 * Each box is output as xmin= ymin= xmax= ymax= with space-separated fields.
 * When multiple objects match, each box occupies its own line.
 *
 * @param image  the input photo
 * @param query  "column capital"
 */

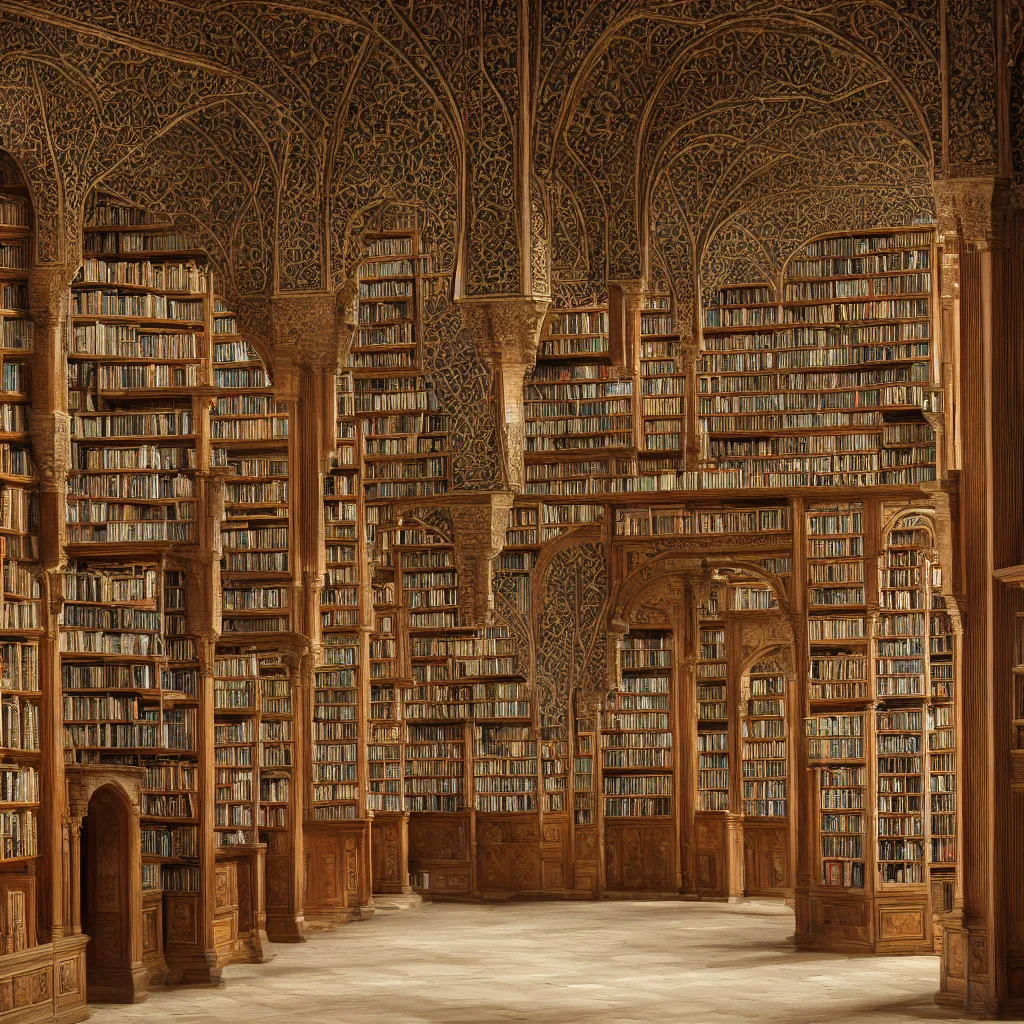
xmin=458 ymin=295 xmax=550 ymax=370
xmin=933 ymin=176 xmax=1011 ymax=251
xmin=608 ymin=277 xmax=647 ymax=304
xmin=458 ymin=295 xmax=550 ymax=491
xmin=235 ymin=289 xmax=356 ymax=382
xmin=28 ymin=262 xmax=79 ymax=321
xmin=398 ymin=492 xmax=514 ymax=628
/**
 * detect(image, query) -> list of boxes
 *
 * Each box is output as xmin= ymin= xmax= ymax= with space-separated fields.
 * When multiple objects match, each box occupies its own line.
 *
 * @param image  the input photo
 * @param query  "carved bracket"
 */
xmin=445 ymin=491 xmax=515 ymax=627
xmin=459 ymin=297 xmax=550 ymax=491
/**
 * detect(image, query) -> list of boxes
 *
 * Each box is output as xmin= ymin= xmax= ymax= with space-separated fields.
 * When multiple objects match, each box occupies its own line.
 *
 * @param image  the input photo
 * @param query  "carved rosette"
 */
xmin=459 ymin=297 xmax=550 ymax=491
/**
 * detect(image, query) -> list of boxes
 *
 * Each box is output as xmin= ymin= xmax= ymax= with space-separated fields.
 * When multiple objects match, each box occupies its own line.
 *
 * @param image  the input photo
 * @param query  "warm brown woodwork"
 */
xmin=79 ymin=781 xmax=147 ymax=1003
xmin=0 ymin=5 xmax=1018 ymax=1020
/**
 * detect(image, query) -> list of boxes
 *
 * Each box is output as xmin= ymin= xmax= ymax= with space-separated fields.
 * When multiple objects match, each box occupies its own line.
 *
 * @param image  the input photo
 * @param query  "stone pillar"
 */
xmin=459 ymin=297 xmax=549 ymax=492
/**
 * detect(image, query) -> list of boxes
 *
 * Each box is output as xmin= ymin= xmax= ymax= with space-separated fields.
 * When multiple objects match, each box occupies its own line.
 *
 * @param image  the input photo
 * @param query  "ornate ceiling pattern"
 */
xmin=533 ymin=2 xmax=946 ymax=304
xmin=0 ymin=0 xmax=1010 ymax=320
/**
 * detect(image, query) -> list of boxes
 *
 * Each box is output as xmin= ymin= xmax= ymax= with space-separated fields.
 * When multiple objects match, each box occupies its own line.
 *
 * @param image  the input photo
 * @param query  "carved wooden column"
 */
xmin=790 ymin=498 xmax=816 ymax=938
xmin=677 ymin=588 xmax=699 ymax=897
xmin=459 ymin=297 xmax=549 ymax=492
xmin=723 ymin=615 xmax=746 ymax=901
xmin=932 ymin=178 xmax=1018 ymax=1015
xmin=268 ymin=293 xmax=344 ymax=942
xmin=679 ymin=291 xmax=702 ymax=472
xmin=27 ymin=263 xmax=76 ymax=948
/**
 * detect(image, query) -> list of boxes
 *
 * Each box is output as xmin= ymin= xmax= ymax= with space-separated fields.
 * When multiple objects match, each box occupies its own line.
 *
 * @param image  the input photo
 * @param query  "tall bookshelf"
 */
xmin=805 ymin=503 xmax=868 ymax=894
xmin=70 ymin=199 xmax=206 ymax=545
xmin=875 ymin=510 xmax=956 ymax=925
xmin=742 ymin=661 xmax=787 ymax=819
xmin=525 ymin=306 xmax=638 ymax=497
xmin=638 ymin=298 xmax=688 ymax=490
xmin=212 ymin=305 xmax=291 ymax=639
xmin=314 ymin=379 xmax=362 ymax=824
xmin=699 ymin=232 xmax=936 ymax=489
xmin=213 ymin=651 xmax=258 ymax=849
xmin=61 ymin=564 xmax=200 ymax=897
xmin=602 ymin=632 xmax=674 ymax=817
xmin=0 ymin=175 xmax=40 ymax=955
xmin=696 ymin=610 xmax=729 ymax=813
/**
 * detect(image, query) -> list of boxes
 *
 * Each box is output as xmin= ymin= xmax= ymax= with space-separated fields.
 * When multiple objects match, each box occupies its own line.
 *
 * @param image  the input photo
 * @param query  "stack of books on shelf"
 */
xmin=573 ymin=715 xmax=596 ymax=825
xmin=698 ymin=234 xmax=937 ymax=489
xmin=68 ymin=199 xmax=206 ymax=545
xmin=473 ymin=724 xmax=537 ymax=813
xmin=312 ymin=640 xmax=360 ymax=821
xmin=0 ymin=178 xmax=41 ymax=885
xmin=213 ymin=653 xmax=258 ymax=847
xmin=697 ymin=617 xmax=729 ymax=811
xmin=405 ymin=723 xmax=464 ymax=812
xmin=742 ymin=661 xmax=787 ymax=817
xmin=602 ymin=633 xmax=673 ymax=817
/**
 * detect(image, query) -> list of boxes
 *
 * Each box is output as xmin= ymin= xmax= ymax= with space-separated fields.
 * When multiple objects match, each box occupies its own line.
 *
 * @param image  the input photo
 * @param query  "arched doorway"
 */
xmin=73 ymin=776 xmax=148 ymax=1003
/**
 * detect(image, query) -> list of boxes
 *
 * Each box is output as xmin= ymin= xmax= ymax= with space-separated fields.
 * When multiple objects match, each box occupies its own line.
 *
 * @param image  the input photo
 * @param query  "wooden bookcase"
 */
xmin=0 ymin=175 xmax=963 ymax=1015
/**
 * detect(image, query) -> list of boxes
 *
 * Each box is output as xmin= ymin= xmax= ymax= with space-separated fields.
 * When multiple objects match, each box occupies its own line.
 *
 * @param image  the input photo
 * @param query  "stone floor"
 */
xmin=87 ymin=899 xmax=975 ymax=1024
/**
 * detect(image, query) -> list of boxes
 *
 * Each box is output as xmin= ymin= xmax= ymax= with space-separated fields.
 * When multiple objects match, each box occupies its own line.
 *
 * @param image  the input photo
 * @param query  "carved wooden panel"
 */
xmin=604 ymin=822 xmax=675 ymax=893
xmin=12 ymin=967 xmax=50 ymax=1008
xmin=141 ymin=898 xmax=160 ymax=959
xmin=573 ymin=828 xmax=600 ymax=893
xmin=164 ymin=893 xmax=199 ymax=951
xmin=408 ymin=813 xmax=471 ymax=895
xmin=215 ymin=862 xmax=238 ymax=912
xmin=409 ymin=817 xmax=469 ymax=863
xmin=808 ymin=895 xmax=870 ymax=948
xmin=476 ymin=816 xmax=542 ymax=893
xmin=304 ymin=831 xmax=346 ymax=917
xmin=371 ymin=813 xmax=408 ymax=893
xmin=742 ymin=825 xmax=790 ymax=896
xmin=695 ymin=815 xmax=726 ymax=897
xmin=876 ymin=900 xmax=932 ymax=953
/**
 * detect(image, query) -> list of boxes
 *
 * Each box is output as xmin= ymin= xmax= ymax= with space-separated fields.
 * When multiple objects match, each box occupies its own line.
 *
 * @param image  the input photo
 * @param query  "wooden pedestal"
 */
xmin=303 ymin=819 xmax=373 ymax=928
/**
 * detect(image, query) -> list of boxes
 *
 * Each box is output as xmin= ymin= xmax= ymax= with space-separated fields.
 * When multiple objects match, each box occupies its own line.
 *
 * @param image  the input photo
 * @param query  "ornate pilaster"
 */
xmin=459 ymin=297 xmax=549 ymax=491
xmin=608 ymin=278 xmax=646 ymax=369
xmin=931 ymin=176 xmax=1016 ymax=1016
xmin=28 ymin=263 xmax=77 ymax=568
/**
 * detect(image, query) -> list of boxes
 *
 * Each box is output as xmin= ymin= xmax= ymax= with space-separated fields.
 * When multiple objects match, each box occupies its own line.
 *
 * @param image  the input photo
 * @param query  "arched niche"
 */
xmin=65 ymin=767 xmax=148 ymax=1004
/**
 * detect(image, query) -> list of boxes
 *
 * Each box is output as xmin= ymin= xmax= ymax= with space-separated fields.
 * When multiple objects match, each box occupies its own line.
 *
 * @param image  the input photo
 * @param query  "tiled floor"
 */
xmin=87 ymin=899 xmax=969 ymax=1024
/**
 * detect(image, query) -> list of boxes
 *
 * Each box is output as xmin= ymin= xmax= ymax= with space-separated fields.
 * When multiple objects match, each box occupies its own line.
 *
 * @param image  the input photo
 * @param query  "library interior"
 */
xmin=0 ymin=2 xmax=1020 ymax=1022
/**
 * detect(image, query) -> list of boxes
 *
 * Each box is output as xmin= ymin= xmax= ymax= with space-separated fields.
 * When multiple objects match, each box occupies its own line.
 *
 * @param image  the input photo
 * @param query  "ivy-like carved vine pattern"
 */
xmin=534 ymin=2 xmax=947 ymax=299
xmin=492 ymin=571 xmax=534 ymax=692
xmin=0 ymin=0 xmax=1003 ymax=497
xmin=535 ymin=542 xmax=608 ymax=717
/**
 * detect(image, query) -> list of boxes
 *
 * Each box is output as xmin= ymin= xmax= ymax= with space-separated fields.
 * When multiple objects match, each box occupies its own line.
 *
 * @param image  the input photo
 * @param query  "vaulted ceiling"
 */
xmin=0 ymin=1 xmax=1015 ymax=311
